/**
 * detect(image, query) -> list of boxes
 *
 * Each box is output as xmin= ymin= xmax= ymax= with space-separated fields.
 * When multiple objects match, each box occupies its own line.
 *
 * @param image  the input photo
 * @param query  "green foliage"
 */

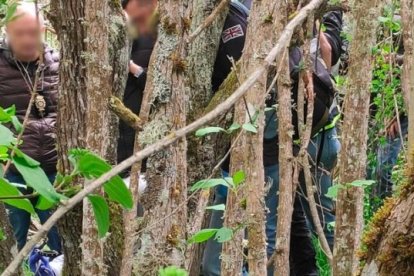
xmin=189 ymin=178 xmax=233 ymax=192
xmin=69 ymin=149 xmax=133 ymax=209
xmin=13 ymin=154 xmax=64 ymax=206
xmin=0 ymin=178 xmax=35 ymax=214
xmin=232 ymin=170 xmax=246 ymax=187
xmin=326 ymin=180 xmax=375 ymax=200
xmin=205 ymin=204 xmax=225 ymax=211
xmin=215 ymin=227 xmax=233 ymax=243
xmin=0 ymin=0 xmax=19 ymax=27
xmin=87 ymin=195 xmax=110 ymax=238
xmin=187 ymin=228 xmax=218 ymax=244
xmin=158 ymin=266 xmax=188 ymax=276
xmin=195 ymin=127 xmax=226 ymax=137
xmin=242 ymin=123 xmax=257 ymax=133
xmin=0 ymin=105 xmax=133 ymax=239
xmin=312 ymin=236 xmax=331 ymax=276
xmin=188 ymin=227 xmax=234 ymax=244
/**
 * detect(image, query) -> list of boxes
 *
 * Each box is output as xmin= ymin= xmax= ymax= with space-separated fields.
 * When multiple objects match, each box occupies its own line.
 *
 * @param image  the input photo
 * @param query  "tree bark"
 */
xmin=332 ymin=0 xmax=382 ymax=274
xmin=50 ymin=0 xmax=128 ymax=274
xmin=273 ymin=55 xmax=294 ymax=276
xmin=0 ymin=204 xmax=15 ymax=274
xmin=401 ymin=0 xmax=414 ymax=167
xmin=236 ymin=0 xmax=283 ymax=274
xmin=133 ymin=1 xmax=191 ymax=274
xmin=184 ymin=0 xmax=229 ymax=274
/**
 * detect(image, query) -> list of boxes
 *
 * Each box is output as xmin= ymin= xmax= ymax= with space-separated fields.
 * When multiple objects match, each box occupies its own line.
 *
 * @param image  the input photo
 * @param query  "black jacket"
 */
xmin=218 ymin=9 xmax=343 ymax=168
xmin=117 ymin=35 xmax=155 ymax=165
xmin=0 ymin=42 xmax=59 ymax=173
xmin=117 ymin=3 xmax=248 ymax=167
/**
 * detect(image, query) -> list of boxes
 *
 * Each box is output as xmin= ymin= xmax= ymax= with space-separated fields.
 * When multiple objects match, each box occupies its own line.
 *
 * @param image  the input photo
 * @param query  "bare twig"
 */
xmin=187 ymin=0 xmax=230 ymax=44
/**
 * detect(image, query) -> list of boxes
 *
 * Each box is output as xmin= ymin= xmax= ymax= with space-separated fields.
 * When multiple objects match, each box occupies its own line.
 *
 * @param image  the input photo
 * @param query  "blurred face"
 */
xmin=125 ymin=0 xmax=157 ymax=35
xmin=6 ymin=13 xmax=44 ymax=62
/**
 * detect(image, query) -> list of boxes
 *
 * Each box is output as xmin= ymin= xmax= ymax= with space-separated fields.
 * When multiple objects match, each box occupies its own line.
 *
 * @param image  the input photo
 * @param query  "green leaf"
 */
xmin=158 ymin=266 xmax=188 ymax=276
xmin=4 ymin=2 xmax=17 ymax=22
xmin=36 ymin=196 xmax=56 ymax=211
xmin=12 ymin=155 xmax=63 ymax=203
xmin=242 ymin=123 xmax=257 ymax=133
xmin=195 ymin=127 xmax=225 ymax=137
xmin=232 ymin=170 xmax=246 ymax=187
xmin=88 ymin=194 xmax=110 ymax=238
xmin=0 ymin=107 xmax=12 ymax=122
xmin=215 ymin=227 xmax=233 ymax=243
xmin=205 ymin=204 xmax=225 ymax=211
xmin=188 ymin=228 xmax=218 ymax=244
xmin=11 ymin=116 xmax=22 ymax=133
xmin=13 ymin=149 xmax=40 ymax=167
xmin=0 ymin=178 xmax=35 ymax=214
xmin=69 ymin=149 xmax=133 ymax=209
xmin=190 ymin=178 xmax=233 ymax=192
xmin=350 ymin=179 xmax=375 ymax=188
xmin=227 ymin=123 xmax=241 ymax=133
xmin=326 ymin=184 xmax=344 ymax=200
xmin=0 ymin=125 xmax=15 ymax=146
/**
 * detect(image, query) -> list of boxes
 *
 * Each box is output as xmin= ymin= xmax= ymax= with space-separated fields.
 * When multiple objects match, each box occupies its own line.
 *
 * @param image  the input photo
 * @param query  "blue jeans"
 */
xmin=374 ymin=117 xmax=408 ymax=200
xmin=297 ymin=127 xmax=341 ymax=249
xmin=202 ymin=167 xmax=316 ymax=276
xmin=5 ymin=172 xmax=62 ymax=253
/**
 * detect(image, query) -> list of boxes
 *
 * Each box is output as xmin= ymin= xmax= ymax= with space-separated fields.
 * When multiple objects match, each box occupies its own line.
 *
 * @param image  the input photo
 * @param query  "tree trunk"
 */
xmin=332 ymin=0 xmax=382 ymax=274
xmin=50 ymin=0 xmax=128 ymax=274
xmin=401 ymin=0 xmax=414 ymax=167
xmin=219 ymin=0 xmax=288 ymax=273
xmin=184 ymin=0 xmax=229 ymax=274
xmin=359 ymin=1 xmax=414 ymax=275
xmin=0 ymin=204 xmax=16 ymax=274
xmin=133 ymin=1 xmax=191 ymax=274
xmin=236 ymin=1 xmax=283 ymax=274
xmin=273 ymin=55 xmax=294 ymax=275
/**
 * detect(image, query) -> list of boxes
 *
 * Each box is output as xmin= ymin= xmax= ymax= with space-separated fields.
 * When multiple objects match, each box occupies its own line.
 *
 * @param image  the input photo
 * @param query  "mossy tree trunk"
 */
xmin=50 ymin=0 xmax=128 ymax=275
xmin=219 ymin=0 xmax=283 ymax=274
xmin=184 ymin=0 xmax=229 ymax=274
xmin=133 ymin=1 xmax=191 ymax=274
xmin=332 ymin=0 xmax=382 ymax=274
xmin=359 ymin=1 xmax=414 ymax=275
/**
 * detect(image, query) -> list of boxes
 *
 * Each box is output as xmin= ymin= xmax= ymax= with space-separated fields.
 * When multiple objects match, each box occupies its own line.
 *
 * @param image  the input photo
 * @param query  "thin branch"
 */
xmin=302 ymin=154 xmax=333 ymax=261
xmin=0 ymin=193 xmax=38 ymax=200
xmin=187 ymin=0 xmax=230 ymax=44
xmin=1 ymin=1 xmax=327 ymax=273
xmin=108 ymin=96 xmax=143 ymax=130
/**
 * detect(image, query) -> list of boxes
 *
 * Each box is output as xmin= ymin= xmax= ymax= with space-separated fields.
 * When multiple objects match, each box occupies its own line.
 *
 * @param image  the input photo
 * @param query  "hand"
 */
xmin=129 ymin=60 xmax=143 ymax=77
xmin=386 ymin=118 xmax=399 ymax=139
xmin=303 ymin=71 xmax=315 ymax=101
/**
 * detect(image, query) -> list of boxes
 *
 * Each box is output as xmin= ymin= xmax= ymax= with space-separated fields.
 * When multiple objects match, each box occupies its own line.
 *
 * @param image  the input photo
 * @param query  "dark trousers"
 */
xmin=5 ymin=172 xmax=62 ymax=253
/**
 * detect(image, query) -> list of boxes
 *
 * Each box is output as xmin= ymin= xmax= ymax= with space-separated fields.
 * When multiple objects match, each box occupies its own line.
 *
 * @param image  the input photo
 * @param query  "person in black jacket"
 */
xmin=0 ymin=3 xmax=61 ymax=253
xmin=118 ymin=0 xmax=156 ymax=174
xmin=203 ymin=6 xmax=343 ymax=276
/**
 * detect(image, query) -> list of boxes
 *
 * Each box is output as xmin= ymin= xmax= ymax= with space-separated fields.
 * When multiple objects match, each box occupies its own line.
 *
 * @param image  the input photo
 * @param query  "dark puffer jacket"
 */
xmin=0 ymin=42 xmax=59 ymax=173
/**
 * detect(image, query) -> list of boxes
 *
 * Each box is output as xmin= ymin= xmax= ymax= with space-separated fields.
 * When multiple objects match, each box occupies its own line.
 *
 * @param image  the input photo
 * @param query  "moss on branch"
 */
xmin=108 ymin=96 xmax=143 ymax=130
